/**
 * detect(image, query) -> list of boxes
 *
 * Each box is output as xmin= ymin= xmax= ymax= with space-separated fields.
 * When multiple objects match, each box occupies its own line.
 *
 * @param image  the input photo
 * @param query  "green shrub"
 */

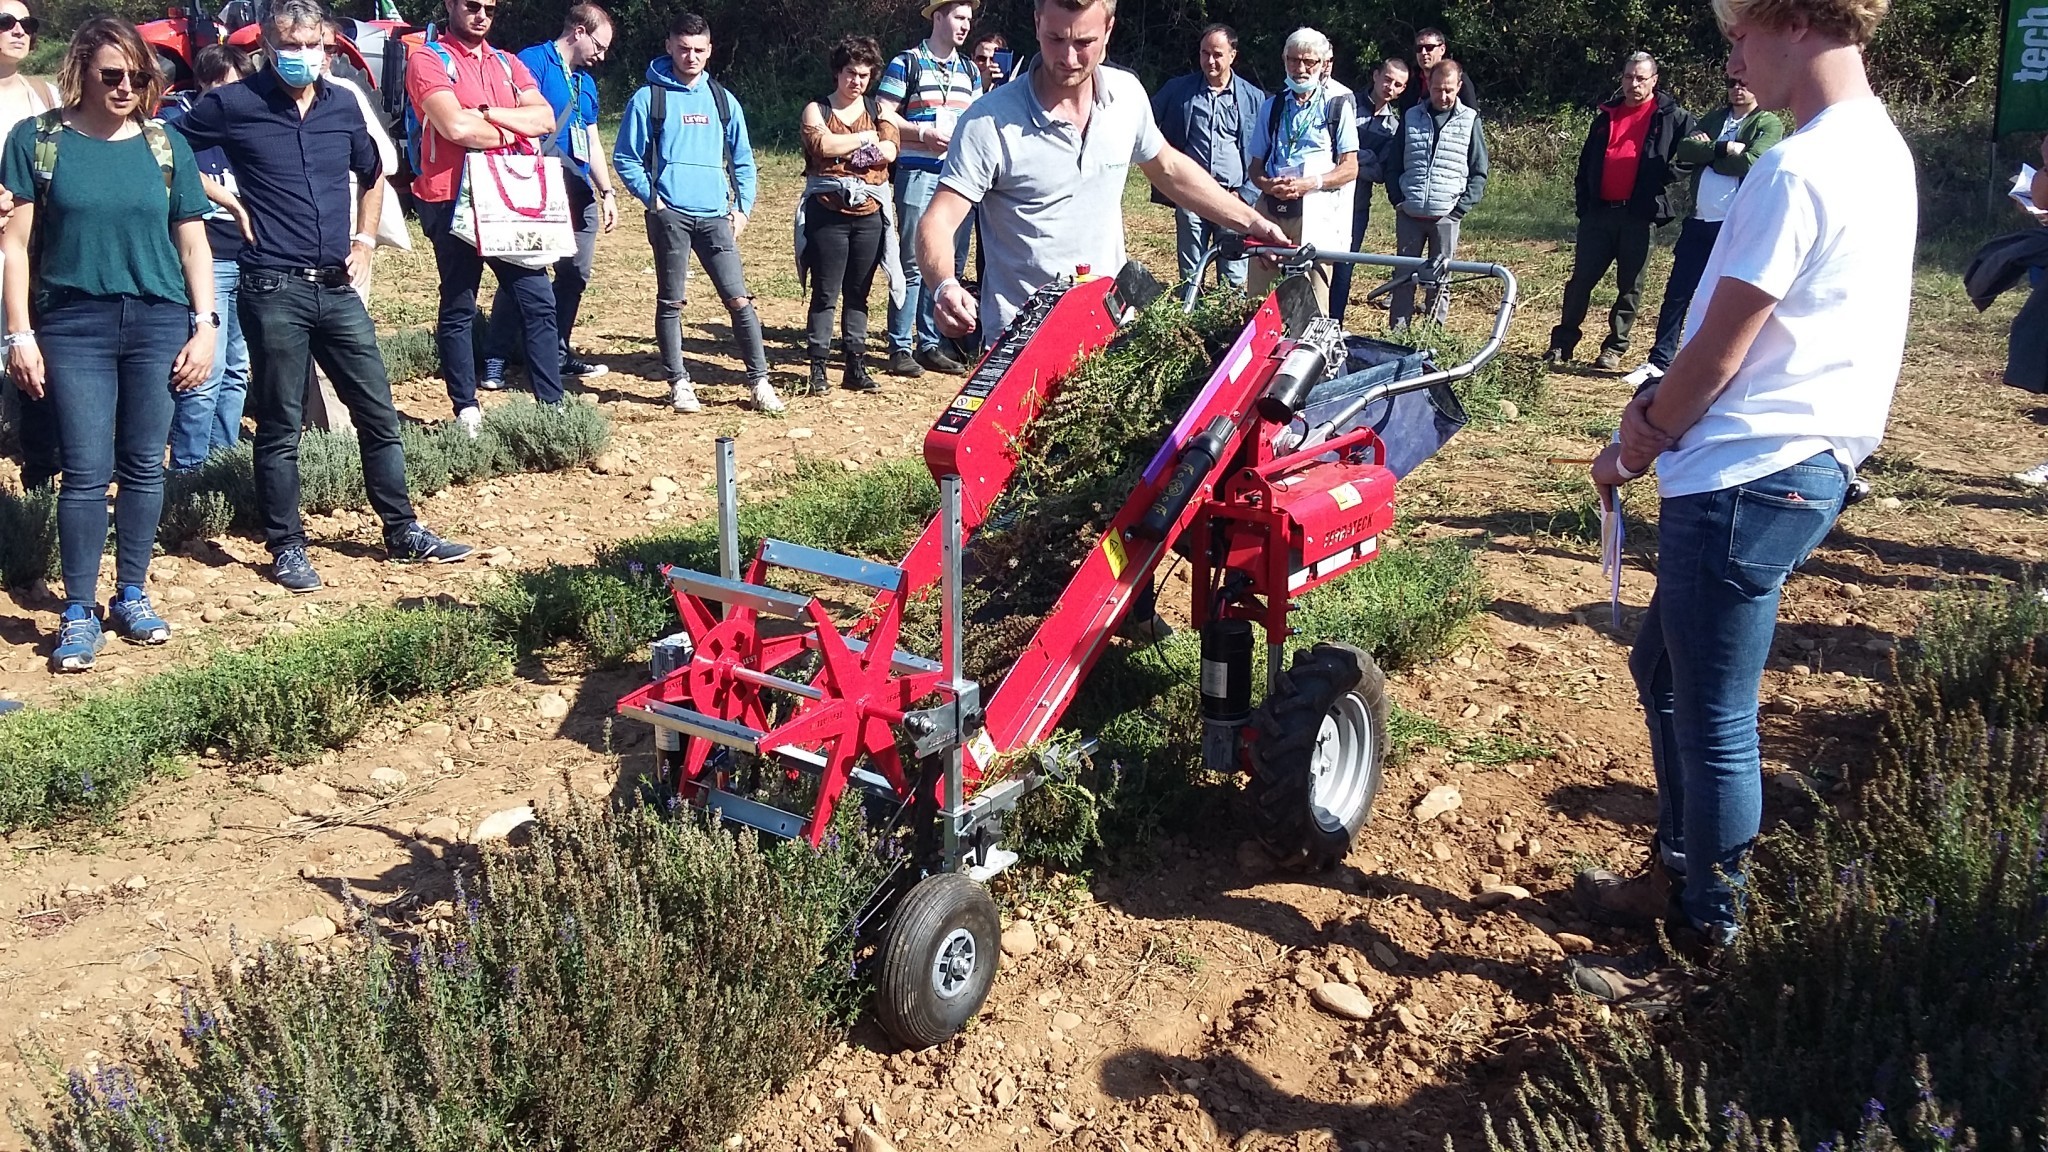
xmin=1384 ymin=320 xmax=1550 ymax=426
xmin=1287 ymin=536 xmax=1489 ymax=672
xmin=378 ymin=327 xmax=440 ymax=383
xmin=0 ymin=483 xmax=57 ymax=588
xmin=151 ymin=400 xmax=611 ymax=554
xmin=15 ymin=797 xmax=881 ymax=1152
xmin=485 ymin=456 xmax=939 ymax=659
xmin=0 ymin=607 xmax=506 ymax=831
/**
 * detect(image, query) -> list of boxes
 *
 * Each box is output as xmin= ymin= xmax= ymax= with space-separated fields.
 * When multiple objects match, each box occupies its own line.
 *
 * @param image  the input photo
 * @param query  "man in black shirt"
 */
xmin=176 ymin=0 xmax=471 ymax=593
xmin=1400 ymin=28 xmax=1478 ymax=111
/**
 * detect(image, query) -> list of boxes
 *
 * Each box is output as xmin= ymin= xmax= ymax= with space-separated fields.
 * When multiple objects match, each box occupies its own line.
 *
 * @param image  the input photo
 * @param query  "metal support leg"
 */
xmin=715 ymin=437 xmax=740 ymax=584
xmin=940 ymin=474 xmax=966 ymax=871
xmin=1267 ymin=640 xmax=1285 ymax=698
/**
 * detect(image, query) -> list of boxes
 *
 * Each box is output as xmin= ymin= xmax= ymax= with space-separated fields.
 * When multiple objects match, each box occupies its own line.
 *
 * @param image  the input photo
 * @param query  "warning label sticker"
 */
xmin=1101 ymin=531 xmax=1127 ymax=578
xmin=1329 ymin=482 xmax=1362 ymax=510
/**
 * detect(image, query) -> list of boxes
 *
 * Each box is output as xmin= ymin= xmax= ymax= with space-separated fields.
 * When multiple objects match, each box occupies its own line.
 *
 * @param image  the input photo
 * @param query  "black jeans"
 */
xmin=239 ymin=268 xmax=416 ymax=554
xmin=645 ymin=206 xmax=768 ymax=381
xmin=1549 ymin=205 xmax=1655 ymax=357
xmin=485 ymin=177 xmax=599 ymax=366
xmin=1648 ymin=217 xmax=1722 ymax=370
xmin=416 ymin=196 xmax=563 ymax=413
xmin=803 ymin=203 xmax=886 ymax=360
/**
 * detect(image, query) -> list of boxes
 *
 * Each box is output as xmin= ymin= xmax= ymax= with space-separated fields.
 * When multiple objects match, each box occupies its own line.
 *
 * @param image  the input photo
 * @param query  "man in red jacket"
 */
xmin=1545 ymin=53 xmax=1693 ymax=372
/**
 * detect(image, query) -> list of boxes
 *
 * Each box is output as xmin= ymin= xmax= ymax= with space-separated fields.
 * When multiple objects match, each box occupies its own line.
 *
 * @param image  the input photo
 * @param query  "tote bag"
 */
xmin=451 ymin=145 xmax=575 ymax=268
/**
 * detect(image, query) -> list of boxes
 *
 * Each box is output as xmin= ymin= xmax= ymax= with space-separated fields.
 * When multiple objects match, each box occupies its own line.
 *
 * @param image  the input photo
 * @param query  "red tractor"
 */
xmin=138 ymin=1 xmax=412 ymax=132
xmin=617 ymin=248 xmax=1517 ymax=1048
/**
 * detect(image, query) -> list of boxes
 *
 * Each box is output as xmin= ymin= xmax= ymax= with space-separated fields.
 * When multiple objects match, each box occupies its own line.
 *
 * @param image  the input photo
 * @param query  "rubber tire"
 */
xmin=875 ymin=872 xmax=1001 ymax=1049
xmin=1247 ymin=642 xmax=1388 ymax=871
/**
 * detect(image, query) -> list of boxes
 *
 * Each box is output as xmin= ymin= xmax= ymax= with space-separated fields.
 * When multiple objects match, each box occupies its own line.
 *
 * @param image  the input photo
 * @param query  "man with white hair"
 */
xmin=918 ymin=0 xmax=1286 ymax=347
xmin=177 ymin=0 xmax=472 ymax=592
xmin=1245 ymin=27 xmax=1358 ymax=314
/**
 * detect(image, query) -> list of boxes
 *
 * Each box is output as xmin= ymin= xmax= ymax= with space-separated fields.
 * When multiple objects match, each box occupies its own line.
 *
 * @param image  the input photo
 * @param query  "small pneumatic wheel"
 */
xmin=875 ymin=871 xmax=1001 ymax=1049
xmin=1247 ymin=642 xmax=1388 ymax=871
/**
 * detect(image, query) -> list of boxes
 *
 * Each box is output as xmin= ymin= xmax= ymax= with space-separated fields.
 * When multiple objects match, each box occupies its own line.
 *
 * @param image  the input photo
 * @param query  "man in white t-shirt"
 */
xmin=918 ymin=0 xmax=1286 ymax=344
xmin=1568 ymin=0 xmax=1915 ymax=1000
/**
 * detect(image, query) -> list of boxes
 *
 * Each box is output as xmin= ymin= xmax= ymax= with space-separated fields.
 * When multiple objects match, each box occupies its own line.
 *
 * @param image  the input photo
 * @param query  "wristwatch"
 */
xmin=192 ymin=311 xmax=221 ymax=329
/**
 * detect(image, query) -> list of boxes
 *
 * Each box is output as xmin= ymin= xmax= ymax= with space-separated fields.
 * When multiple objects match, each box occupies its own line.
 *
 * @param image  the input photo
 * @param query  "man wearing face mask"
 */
xmin=1245 ymin=27 xmax=1359 ymax=315
xmin=407 ymin=0 xmax=561 ymax=437
xmin=177 ymin=0 xmax=473 ymax=593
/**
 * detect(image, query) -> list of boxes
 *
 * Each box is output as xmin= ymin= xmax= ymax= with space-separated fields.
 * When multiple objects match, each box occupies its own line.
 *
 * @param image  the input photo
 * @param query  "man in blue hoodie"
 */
xmin=612 ymin=11 xmax=784 ymax=413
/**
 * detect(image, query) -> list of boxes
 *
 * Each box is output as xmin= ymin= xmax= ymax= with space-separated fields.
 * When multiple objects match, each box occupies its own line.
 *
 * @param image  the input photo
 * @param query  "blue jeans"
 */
xmin=40 ymin=294 xmax=188 ymax=607
xmin=1648 ymin=218 xmax=1721 ymax=370
xmin=1175 ymin=206 xmax=1247 ymax=291
xmin=168 ymin=259 xmax=247 ymax=470
xmin=1327 ymin=185 xmax=1375 ymax=325
xmin=415 ymin=197 xmax=563 ymax=413
xmin=239 ymin=269 xmax=417 ymax=553
xmin=888 ymin=166 xmax=969 ymax=355
xmin=1630 ymin=452 xmax=1849 ymax=936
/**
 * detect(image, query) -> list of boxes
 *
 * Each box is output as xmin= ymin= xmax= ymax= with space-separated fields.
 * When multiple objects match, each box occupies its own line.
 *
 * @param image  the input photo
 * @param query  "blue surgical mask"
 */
xmin=273 ymin=47 xmax=324 ymax=87
xmin=1285 ymin=73 xmax=1319 ymax=95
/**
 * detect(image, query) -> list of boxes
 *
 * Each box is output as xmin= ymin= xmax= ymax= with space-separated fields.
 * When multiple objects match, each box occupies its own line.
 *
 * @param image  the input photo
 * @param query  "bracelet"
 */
xmin=936 ymin=277 xmax=962 ymax=297
xmin=1612 ymin=457 xmax=1643 ymax=481
xmin=599 ymin=188 xmax=616 ymax=198
xmin=351 ymin=232 xmax=375 ymax=248
xmin=4 ymin=330 xmax=33 ymax=348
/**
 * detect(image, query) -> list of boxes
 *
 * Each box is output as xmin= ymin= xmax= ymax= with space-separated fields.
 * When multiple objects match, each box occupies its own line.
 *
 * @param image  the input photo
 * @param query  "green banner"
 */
xmin=2000 ymin=0 xmax=2048 ymax=136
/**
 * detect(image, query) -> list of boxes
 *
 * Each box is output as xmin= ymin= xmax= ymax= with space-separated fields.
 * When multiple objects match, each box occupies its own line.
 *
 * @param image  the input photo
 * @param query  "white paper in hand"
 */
xmin=1597 ymin=485 xmax=1625 ymax=627
xmin=2013 ymin=165 xmax=2046 ymax=221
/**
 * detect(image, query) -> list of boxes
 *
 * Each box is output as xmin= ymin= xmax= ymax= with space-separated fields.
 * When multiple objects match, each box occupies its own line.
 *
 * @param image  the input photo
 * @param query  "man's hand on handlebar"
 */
xmin=936 ymin=280 xmax=979 ymax=339
xmin=1242 ymin=215 xmax=1290 ymax=252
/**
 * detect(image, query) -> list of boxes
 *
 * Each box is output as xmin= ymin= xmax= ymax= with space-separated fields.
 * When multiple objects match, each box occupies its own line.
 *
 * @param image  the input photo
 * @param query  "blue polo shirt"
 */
xmin=515 ymin=40 xmax=599 ymax=185
xmin=172 ymin=67 xmax=381 ymax=271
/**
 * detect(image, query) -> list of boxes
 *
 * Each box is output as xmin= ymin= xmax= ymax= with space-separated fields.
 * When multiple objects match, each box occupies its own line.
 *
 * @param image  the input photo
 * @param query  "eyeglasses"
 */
xmin=462 ymin=1 xmax=497 ymax=15
xmin=96 ymin=67 xmax=152 ymax=89
xmin=0 ymin=14 xmax=39 ymax=35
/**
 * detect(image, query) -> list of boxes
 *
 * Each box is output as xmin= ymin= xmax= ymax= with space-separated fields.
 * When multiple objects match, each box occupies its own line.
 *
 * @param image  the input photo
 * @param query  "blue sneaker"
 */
xmin=480 ymin=358 xmax=508 ymax=391
xmin=50 ymin=604 xmax=106 ymax=673
xmin=107 ymin=585 xmax=170 ymax=644
xmin=272 ymin=546 xmax=324 ymax=593
xmin=386 ymin=522 xmax=473 ymax=564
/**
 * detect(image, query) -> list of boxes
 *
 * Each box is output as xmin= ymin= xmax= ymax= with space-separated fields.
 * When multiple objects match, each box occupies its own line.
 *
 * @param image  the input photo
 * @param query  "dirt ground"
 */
xmin=0 ymin=146 xmax=2037 ymax=1152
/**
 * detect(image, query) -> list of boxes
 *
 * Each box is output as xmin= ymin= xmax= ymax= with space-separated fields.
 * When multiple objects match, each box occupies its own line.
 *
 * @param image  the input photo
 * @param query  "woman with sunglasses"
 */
xmin=1 ymin=16 xmax=216 ymax=672
xmin=0 ymin=0 xmax=56 ymax=489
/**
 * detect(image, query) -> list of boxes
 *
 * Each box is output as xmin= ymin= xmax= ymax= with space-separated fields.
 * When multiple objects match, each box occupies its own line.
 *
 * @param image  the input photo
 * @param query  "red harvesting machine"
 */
xmin=617 ymin=245 xmax=1517 ymax=1048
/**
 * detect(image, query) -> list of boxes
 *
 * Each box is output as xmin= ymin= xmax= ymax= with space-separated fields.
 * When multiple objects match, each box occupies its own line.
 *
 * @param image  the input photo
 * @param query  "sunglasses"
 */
xmin=1415 ymin=41 xmax=1444 ymax=51
xmin=96 ymin=66 xmax=152 ymax=89
xmin=0 ymin=14 xmax=38 ymax=35
xmin=462 ymin=1 xmax=497 ymax=14
xmin=1725 ymin=77 xmax=1748 ymax=87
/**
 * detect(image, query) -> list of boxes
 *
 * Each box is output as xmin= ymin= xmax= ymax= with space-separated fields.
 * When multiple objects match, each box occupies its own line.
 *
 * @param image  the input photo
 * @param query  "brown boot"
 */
xmin=1573 ymin=856 xmax=1676 ymax=929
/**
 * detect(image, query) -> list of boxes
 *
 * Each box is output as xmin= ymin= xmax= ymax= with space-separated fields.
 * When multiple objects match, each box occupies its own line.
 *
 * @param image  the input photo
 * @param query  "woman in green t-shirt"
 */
xmin=0 ymin=16 xmax=216 ymax=673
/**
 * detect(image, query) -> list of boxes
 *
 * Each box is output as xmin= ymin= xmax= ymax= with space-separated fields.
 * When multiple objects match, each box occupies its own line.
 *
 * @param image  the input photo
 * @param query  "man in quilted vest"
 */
xmin=1384 ymin=59 xmax=1487 ymax=329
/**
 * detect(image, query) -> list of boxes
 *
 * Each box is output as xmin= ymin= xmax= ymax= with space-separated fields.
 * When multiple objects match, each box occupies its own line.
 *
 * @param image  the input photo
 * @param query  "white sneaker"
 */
xmin=669 ymin=377 xmax=701 ymax=413
xmin=751 ymin=377 xmax=785 ymax=414
xmin=2013 ymin=461 xmax=2048 ymax=488
xmin=456 ymin=406 xmax=484 ymax=439
xmin=1622 ymin=363 xmax=1665 ymax=390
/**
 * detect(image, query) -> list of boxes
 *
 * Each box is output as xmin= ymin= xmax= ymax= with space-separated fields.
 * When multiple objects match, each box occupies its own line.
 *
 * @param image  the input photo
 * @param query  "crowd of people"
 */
xmin=0 ymin=0 xmax=1929 ymax=1007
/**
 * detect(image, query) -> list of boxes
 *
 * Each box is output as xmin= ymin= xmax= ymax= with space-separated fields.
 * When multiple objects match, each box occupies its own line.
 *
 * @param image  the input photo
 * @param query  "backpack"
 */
xmin=402 ymin=28 xmax=520 ymax=177
xmin=644 ymin=77 xmax=739 ymax=211
xmin=1262 ymin=87 xmax=1352 ymax=171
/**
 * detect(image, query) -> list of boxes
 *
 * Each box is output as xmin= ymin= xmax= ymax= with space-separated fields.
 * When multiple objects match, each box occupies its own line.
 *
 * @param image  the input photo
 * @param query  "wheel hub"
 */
xmin=1309 ymin=691 xmax=1374 ymax=835
xmin=931 ymin=927 xmax=978 ymax=1000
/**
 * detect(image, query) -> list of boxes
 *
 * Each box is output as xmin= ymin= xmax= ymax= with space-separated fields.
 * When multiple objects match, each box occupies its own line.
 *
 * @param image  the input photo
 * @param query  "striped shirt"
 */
xmin=877 ymin=41 xmax=981 ymax=171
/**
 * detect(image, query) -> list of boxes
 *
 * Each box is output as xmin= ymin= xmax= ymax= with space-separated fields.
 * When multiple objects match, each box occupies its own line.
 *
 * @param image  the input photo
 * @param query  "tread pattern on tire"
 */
xmin=1247 ymin=642 xmax=1388 ymax=871
xmin=874 ymin=871 xmax=1001 ymax=1050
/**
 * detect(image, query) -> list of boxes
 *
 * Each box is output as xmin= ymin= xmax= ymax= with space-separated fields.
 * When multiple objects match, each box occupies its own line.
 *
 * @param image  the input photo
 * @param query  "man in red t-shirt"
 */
xmin=1546 ymin=52 xmax=1693 ymax=371
xmin=407 ymin=0 xmax=563 ymax=436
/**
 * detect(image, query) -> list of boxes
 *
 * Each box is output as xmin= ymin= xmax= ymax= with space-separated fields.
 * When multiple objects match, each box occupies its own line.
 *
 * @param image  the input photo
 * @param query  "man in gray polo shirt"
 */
xmin=920 ymin=0 xmax=1287 ymax=343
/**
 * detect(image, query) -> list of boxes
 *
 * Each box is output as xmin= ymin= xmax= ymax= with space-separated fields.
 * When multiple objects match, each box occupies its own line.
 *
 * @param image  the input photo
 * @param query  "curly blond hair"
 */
xmin=1711 ymin=0 xmax=1889 ymax=46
